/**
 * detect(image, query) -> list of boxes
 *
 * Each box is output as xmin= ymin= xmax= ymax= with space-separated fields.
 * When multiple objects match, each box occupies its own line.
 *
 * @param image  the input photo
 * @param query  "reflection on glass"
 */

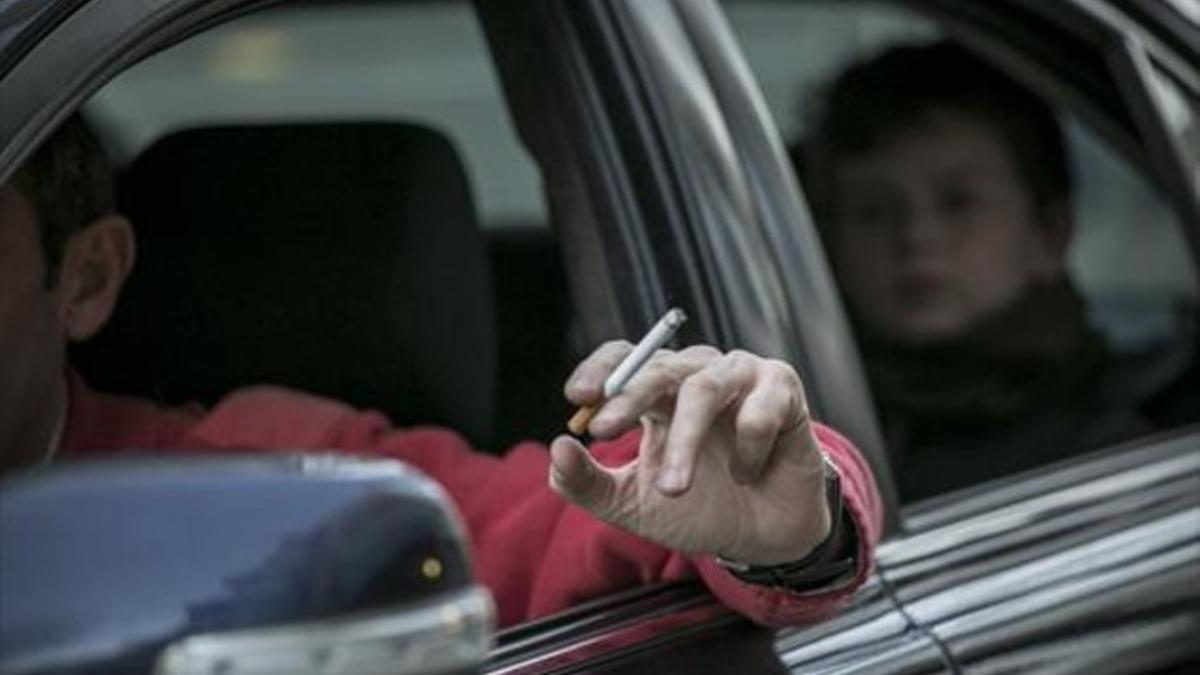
xmin=725 ymin=0 xmax=1200 ymax=504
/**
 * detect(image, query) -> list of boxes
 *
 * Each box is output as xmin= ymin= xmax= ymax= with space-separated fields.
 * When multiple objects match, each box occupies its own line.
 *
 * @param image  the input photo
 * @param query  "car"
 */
xmin=1 ymin=0 xmax=1197 ymax=673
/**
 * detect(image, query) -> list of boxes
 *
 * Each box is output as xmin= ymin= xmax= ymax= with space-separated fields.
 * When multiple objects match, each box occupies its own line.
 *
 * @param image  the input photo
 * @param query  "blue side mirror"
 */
xmin=0 ymin=454 xmax=493 ymax=675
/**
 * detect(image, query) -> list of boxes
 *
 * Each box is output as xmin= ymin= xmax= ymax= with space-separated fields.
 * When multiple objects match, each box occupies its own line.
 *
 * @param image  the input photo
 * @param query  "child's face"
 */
xmin=827 ymin=109 xmax=1066 ymax=346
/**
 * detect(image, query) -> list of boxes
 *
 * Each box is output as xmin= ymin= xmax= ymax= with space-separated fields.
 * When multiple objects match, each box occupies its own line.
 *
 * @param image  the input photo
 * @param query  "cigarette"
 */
xmin=567 ymin=308 xmax=688 ymax=436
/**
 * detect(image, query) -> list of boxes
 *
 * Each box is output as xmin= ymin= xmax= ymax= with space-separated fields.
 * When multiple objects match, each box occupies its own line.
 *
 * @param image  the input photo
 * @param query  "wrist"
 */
xmin=715 ymin=454 xmax=857 ymax=591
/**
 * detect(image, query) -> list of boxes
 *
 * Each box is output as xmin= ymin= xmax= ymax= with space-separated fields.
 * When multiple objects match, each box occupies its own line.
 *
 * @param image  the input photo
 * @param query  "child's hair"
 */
xmin=800 ymin=40 xmax=1071 ymax=224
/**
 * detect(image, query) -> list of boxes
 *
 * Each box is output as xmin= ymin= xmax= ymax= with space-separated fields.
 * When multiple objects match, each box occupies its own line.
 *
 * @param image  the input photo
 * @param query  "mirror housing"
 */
xmin=0 ymin=454 xmax=493 ymax=675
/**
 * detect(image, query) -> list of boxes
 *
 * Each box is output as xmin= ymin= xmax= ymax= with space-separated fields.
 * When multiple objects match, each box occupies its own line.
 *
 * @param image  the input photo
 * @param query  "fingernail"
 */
xmin=657 ymin=466 xmax=685 ymax=493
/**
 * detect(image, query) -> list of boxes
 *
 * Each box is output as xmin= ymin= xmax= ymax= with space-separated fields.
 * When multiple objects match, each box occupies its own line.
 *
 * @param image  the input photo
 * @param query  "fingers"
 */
xmin=548 ymin=435 xmax=631 ymax=523
xmin=655 ymin=352 xmax=809 ymax=496
xmin=658 ymin=350 xmax=759 ymax=494
xmin=731 ymin=363 xmax=805 ymax=484
xmin=589 ymin=345 xmax=722 ymax=437
xmin=563 ymin=342 xmax=811 ymax=500
xmin=564 ymin=340 xmax=633 ymax=404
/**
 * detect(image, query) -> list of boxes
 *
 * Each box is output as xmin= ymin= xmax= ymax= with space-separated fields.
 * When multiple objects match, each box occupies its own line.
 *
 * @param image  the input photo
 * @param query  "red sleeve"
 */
xmin=326 ymin=414 xmax=685 ymax=628
xmin=332 ymin=416 xmax=883 ymax=628
xmin=191 ymin=387 xmax=883 ymax=628
xmin=690 ymin=425 xmax=884 ymax=627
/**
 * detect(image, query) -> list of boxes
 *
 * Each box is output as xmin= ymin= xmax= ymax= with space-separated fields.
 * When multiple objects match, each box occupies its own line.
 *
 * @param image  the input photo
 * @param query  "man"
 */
xmin=799 ymin=41 xmax=1152 ymax=500
xmin=0 ymin=116 xmax=882 ymax=628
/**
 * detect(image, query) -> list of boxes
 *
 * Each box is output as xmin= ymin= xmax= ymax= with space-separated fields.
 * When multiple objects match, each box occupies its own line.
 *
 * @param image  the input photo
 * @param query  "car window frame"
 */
xmin=0 ymin=0 xmax=269 ymax=178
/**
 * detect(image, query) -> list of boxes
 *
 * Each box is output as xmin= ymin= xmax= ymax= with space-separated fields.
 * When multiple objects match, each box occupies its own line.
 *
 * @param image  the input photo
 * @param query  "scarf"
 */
xmin=858 ymin=281 xmax=1107 ymax=428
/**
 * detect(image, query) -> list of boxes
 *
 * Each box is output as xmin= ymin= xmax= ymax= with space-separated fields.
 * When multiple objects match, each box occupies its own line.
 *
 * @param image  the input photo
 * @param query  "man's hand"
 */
xmin=550 ymin=343 xmax=832 ymax=566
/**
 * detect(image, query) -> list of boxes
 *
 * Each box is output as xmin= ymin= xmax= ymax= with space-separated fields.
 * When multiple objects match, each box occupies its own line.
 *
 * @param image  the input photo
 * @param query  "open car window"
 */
xmin=75 ymin=0 xmax=578 ymax=453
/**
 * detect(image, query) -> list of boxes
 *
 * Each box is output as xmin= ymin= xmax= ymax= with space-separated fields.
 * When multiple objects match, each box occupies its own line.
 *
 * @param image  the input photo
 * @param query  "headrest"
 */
xmin=74 ymin=123 xmax=497 ymax=447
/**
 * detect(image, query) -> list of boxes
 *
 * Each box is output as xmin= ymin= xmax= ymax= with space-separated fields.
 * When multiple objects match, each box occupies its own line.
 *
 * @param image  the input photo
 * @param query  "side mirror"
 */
xmin=0 ymin=454 xmax=494 ymax=675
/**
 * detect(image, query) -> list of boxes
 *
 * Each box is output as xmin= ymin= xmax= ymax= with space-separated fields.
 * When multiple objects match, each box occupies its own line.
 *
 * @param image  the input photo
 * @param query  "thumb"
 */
xmin=549 ymin=435 xmax=617 ymax=514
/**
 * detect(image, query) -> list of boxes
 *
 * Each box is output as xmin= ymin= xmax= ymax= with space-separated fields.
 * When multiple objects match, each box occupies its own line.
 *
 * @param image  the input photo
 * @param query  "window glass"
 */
xmin=725 ymin=0 xmax=1200 ymax=503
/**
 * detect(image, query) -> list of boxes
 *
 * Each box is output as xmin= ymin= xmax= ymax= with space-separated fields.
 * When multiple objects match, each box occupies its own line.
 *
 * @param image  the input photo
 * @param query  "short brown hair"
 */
xmin=11 ymin=114 xmax=115 ymax=287
xmin=801 ymin=40 xmax=1072 ymax=226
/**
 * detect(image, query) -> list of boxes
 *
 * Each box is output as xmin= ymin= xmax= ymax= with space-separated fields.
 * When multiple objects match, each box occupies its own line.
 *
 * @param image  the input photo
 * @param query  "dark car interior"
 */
xmin=72 ymin=121 xmax=576 ymax=453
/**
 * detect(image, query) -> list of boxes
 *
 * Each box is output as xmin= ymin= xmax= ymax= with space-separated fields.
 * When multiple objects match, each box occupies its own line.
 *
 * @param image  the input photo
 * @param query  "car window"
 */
xmin=723 ymin=0 xmax=1200 ymax=504
xmin=77 ymin=1 xmax=576 ymax=452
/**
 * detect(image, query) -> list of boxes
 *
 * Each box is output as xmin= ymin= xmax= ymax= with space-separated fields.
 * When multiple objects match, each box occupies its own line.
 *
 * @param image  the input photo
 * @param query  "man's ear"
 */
xmin=57 ymin=214 xmax=136 ymax=342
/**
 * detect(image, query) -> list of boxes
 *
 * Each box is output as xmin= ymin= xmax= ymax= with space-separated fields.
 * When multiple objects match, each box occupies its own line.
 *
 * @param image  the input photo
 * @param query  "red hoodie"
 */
xmin=60 ymin=374 xmax=883 ymax=628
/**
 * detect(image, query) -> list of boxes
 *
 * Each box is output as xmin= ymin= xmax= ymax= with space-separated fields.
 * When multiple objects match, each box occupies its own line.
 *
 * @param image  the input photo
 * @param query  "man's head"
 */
xmin=0 ymin=115 xmax=134 ymax=470
xmin=802 ymin=41 xmax=1073 ymax=346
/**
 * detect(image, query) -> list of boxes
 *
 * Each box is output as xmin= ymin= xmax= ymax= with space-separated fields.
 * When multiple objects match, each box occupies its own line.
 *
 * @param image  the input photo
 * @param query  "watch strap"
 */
xmin=716 ymin=454 xmax=857 ymax=591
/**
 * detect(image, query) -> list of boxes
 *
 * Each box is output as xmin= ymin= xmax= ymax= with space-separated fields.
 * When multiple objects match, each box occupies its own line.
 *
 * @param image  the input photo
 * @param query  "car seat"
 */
xmin=72 ymin=122 xmax=497 ymax=449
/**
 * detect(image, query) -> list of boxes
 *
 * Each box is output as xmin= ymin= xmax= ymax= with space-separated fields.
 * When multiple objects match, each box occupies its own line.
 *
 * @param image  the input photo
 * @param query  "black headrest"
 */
xmin=74 ymin=123 xmax=497 ymax=447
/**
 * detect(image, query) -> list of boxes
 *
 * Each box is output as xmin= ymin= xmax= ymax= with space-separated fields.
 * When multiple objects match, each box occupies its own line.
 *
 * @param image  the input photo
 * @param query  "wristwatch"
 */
xmin=715 ymin=454 xmax=857 ymax=591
